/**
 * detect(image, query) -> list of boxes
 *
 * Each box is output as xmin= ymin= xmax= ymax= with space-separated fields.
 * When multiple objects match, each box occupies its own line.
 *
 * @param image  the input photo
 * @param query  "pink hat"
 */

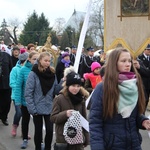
xmin=20 ymin=48 xmax=27 ymax=54
xmin=91 ymin=62 xmax=101 ymax=71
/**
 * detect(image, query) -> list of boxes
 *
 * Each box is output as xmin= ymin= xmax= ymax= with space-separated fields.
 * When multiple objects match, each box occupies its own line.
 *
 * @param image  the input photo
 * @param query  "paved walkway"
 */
xmin=0 ymin=103 xmax=150 ymax=150
xmin=0 ymin=143 xmax=6 ymax=150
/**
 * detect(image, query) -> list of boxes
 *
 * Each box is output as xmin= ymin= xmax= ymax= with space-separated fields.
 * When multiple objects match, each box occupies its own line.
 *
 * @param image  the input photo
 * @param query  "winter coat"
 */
xmin=25 ymin=71 xmax=58 ymax=115
xmin=55 ymin=78 xmax=63 ymax=95
xmin=89 ymin=82 xmax=149 ymax=150
xmin=9 ymin=61 xmax=22 ymax=100
xmin=84 ymin=79 xmax=93 ymax=94
xmin=138 ymin=54 xmax=150 ymax=90
xmin=11 ymin=55 xmax=19 ymax=67
xmin=83 ymin=72 xmax=102 ymax=89
xmin=50 ymin=87 xmax=89 ymax=150
xmin=14 ymin=60 xmax=33 ymax=106
xmin=0 ymin=51 xmax=13 ymax=89
xmin=56 ymin=61 xmax=73 ymax=83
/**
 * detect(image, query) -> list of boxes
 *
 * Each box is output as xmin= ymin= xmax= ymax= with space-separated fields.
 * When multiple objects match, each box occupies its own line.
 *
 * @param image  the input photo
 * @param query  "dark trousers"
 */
xmin=0 ymin=89 xmax=11 ymax=121
xmin=21 ymin=106 xmax=30 ymax=140
xmin=33 ymin=114 xmax=53 ymax=150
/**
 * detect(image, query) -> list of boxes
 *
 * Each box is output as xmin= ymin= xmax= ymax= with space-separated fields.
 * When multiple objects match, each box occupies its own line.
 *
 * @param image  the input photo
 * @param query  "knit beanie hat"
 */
xmin=62 ymin=52 xmax=70 ymax=59
xmin=18 ymin=52 xmax=29 ymax=61
xmin=66 ymin=72 xmax=82 ymax=86
xmin=91 ymin=62 xmax=101 ymax=72
xmin=20 ymin=48 xmax=27 ymax=54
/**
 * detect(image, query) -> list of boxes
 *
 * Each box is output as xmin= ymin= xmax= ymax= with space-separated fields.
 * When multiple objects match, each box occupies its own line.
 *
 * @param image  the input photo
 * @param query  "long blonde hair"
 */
xmin=37 ymin=52 xmax=55 ymax=73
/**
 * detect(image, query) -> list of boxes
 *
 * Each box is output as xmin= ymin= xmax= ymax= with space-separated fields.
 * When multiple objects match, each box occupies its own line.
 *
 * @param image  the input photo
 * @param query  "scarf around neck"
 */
xmin=68 ymin=90 xmax=83 ymax=105
xmin=118 ymin=72 xmax=138 ymax=118
xmin=61 ymin=59 xmax=70 ymax=67
xmin=32 ymin=64 xmax=55 ymax=96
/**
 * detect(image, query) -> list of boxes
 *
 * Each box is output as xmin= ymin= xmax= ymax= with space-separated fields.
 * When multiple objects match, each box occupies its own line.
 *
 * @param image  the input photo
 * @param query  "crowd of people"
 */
xmin=0 ymin=40 xmax=150 ymax=150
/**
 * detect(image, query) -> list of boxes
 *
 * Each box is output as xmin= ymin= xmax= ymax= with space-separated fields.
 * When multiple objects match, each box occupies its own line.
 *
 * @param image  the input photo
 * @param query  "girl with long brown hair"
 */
xmin=89 ymin=48 xmax=150 ymax=150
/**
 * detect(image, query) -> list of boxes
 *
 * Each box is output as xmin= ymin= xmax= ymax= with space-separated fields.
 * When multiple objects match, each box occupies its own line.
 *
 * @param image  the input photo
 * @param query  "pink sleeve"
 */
xmin=83 ymin=73 xmax=89 ymax=80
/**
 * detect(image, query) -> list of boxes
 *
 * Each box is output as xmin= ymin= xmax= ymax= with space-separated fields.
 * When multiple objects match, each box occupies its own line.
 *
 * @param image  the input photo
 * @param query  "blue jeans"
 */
xmin=13 ymin=101 xmax=22 ymax=126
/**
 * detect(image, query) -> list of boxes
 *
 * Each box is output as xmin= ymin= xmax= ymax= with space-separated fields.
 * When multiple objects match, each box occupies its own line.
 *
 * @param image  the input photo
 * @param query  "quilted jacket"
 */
xmin=14 ymin=60 xmax=33 ymax=106
xmin=25 ymin=71 xmax=57 ymax=115
xmin=89 ymin=82 xmax=149 ymax=150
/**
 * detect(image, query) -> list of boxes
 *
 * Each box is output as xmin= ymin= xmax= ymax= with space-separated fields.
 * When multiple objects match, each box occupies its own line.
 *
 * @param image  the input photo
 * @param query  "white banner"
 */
xmin=74 ymin=0 xmax=92 ymax=73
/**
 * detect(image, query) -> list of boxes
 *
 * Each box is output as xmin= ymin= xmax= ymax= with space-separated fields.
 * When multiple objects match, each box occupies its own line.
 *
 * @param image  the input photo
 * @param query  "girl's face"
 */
xmin=13 ymin=50 xmax=20 ymax=57
xmin=29 ymin=54 xmax=39 ymax=65
xmin=64 ymin=56 xmax=70 ymax=61
xmin=68 ymin=84 xmax=81 ymax=95
xmin=117 ymin=52 xmax=131 ymax=72
xmin=28 ymin=47 xmax=35 ymax=53
xmin=40 ymin=55 xmax=51 ymax=69
xmin=93 ymin=68 xmax=100 ymax=75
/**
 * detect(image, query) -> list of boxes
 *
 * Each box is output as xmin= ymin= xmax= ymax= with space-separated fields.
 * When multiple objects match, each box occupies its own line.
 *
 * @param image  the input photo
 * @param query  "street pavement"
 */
xmin=0 ymin=102 xmax=150 ymax=150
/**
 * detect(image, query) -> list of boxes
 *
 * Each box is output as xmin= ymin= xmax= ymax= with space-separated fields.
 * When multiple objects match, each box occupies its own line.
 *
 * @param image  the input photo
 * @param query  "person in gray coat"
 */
xmin=25 ymin=52 xmax=58 ymax=150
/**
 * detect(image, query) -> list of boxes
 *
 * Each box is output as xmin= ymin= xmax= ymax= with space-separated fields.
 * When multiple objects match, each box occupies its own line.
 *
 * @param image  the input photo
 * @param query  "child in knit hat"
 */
xmin=9 ymin=51 xmax=29 ymax=137
xmin=18 ymin=52 xmax=29 ymax=64
xmin=51 ymin=71 xmax=89 ymax=150
xmin=83 ymin=62 xmax=102 ymax=93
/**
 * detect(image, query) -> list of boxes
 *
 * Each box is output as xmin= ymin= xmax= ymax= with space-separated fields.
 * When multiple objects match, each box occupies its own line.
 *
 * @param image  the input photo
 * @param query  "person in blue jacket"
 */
xmin=25 ymin=52 xmax=58 ymax=150
xmin=9 ymin=51 xmax=29 ymax=137
xmin=89 ymin=48 xmax=150 ymax=150
xmin=14 ymin=51 xmax=39 ymax=149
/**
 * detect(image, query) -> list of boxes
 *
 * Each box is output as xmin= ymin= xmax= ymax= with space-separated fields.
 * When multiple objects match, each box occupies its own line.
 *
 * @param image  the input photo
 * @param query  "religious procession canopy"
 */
xmin=104 ymin=0 xmax=150 ymax=58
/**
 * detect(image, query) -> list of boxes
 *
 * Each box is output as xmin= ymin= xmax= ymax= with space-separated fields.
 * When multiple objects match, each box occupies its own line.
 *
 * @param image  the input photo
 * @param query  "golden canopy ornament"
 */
xmin=38 ymin=34 xmax=60 ymax=68
xmin=104 ymin=0 xmax=150 ymax=59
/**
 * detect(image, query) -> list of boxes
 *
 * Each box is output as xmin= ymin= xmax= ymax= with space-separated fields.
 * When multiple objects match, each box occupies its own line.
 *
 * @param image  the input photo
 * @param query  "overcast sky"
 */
xmin=0 ymin=0 xmax=89 ymax=27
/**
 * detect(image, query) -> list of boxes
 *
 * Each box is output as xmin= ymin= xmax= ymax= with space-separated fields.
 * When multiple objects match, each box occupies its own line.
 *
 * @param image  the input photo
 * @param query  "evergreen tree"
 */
xmin=38 ymin=13 xmax=51 ymax=45
xmin=50 ymin=30 xmax=59 ymax=46
xmin=19 ymin=11 xmax=51 ymax=46
xmin=60 ymin=31 xmax=69 ymax=50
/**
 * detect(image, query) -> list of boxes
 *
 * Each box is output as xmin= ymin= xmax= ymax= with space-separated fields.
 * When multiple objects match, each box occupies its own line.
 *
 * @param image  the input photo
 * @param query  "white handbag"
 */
xmin=63 ymin=111 xmax=83 ymax=145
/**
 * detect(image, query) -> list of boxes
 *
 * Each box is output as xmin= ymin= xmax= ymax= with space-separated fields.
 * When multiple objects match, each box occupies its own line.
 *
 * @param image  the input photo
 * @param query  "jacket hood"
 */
xmin=24 ymin=60 xmax=33 ymax=68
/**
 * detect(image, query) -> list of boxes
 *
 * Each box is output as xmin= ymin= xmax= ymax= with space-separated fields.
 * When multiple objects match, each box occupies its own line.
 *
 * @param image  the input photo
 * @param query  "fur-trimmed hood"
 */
xmin=51 ymin=83 xmax=90 ymax=145
xmin=63 ymin=66 xmax=75 ymax=78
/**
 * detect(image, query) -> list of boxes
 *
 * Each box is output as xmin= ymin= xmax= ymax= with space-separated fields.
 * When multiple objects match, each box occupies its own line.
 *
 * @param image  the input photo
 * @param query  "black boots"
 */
xmin=1 ymin=119 xmax=9 ymax=126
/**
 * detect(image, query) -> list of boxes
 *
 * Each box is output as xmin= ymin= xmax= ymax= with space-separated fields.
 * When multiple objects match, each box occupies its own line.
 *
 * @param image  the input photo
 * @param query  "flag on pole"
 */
xmin=74 ymin=0 xmax=92 ymax=73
